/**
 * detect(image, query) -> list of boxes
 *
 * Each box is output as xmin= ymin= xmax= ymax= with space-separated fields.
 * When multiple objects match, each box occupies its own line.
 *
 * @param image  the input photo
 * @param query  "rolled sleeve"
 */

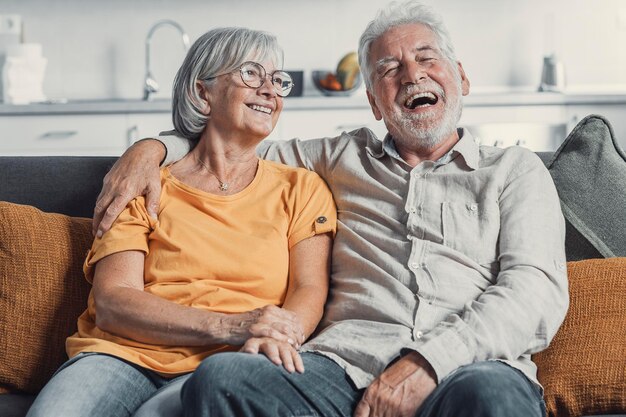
xmin=83 ymin=197 xmax=155 ymax=282
xmin=157 ymin=131 xmax=192 ymax=166
xmin=288 ymin=171 xmax=337 ymax=249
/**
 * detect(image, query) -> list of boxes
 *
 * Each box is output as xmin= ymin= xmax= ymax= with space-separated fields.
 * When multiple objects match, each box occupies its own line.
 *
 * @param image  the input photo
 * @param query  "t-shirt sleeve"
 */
xmin=287 ymin=170 xmax=337 ymax=249
xmin=83 ymin=196 xmax=156 ymax=283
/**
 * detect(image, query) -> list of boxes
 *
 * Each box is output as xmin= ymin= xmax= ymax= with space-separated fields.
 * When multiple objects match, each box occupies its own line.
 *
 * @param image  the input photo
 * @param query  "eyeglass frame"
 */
xmin=205 ymin=61 xmax=294 ymax=97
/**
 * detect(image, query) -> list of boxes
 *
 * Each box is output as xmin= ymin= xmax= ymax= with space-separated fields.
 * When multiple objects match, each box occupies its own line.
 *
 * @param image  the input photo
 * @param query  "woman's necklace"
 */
xmin=195 ymin=156 xmax=230 ymax=191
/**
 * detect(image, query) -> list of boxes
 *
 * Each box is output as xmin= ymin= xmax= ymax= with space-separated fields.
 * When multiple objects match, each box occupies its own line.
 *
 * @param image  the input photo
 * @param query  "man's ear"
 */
xmin=195 ymin=80 xmax=212 ymax=115
xmin=366 ymin=90 xmax=383 ymax=121
xmin=457 ymin=62 xmax=470 ymax=96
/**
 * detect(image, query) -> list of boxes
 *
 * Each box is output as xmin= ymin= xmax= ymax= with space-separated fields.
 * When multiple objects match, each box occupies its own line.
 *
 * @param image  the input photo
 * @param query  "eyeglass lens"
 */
xmin=240 ymin=62 xmax=293 ymax=97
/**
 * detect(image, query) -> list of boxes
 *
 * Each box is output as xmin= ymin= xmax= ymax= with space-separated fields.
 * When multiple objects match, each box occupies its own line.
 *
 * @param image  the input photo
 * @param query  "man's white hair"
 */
xmin=358 ymin=1 xmax=457 ymax=91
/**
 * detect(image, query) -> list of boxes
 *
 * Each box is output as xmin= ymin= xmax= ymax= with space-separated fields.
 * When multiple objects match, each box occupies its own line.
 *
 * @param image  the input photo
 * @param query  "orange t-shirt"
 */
xmin=66 ymin=159 xmax=336 ymax=376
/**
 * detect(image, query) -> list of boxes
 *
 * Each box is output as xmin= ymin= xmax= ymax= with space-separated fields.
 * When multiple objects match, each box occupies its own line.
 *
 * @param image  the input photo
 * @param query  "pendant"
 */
xmin=219 ymin=182 xmax=229 ymax=191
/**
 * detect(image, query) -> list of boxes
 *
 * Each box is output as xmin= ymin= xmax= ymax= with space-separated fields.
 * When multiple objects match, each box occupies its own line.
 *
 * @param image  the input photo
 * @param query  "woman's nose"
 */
xmin=258 ymin=75 xmax=278 ymax=97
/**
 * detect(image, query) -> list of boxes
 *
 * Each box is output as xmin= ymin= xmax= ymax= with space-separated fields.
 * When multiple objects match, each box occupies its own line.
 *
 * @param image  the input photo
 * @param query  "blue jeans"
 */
xmin=182 ymin=352 xmax=545 ymax=417
xmin=25 ymin=353 xmax=185 ymax=417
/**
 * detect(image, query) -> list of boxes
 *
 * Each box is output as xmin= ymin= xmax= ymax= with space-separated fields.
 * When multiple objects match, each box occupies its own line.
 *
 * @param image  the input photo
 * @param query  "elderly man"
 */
xmin=95 ymin=2 xmax=568 ymax=416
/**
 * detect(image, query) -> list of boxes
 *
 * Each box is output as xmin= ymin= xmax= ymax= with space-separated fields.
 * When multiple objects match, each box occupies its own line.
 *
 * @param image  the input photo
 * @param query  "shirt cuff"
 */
xmin=402 ymin=325 xmax=474 ymax=383
xmin=157 ymin=130 xmax=192 ymax=166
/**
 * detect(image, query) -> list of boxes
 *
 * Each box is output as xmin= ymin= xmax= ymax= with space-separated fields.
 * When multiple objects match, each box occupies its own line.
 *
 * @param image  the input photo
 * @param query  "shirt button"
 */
xmin=409 ymin=207 xmax=417 ymax=214
xmin=410 ymin=262 xmax=419 ymax=269
xmin=415 ymin=330 xmax=424 ymax=339
xmin=316 ymin=216 xmax=327 ymax=224
xmin=469 ymin=203 xmax=478 ymax=211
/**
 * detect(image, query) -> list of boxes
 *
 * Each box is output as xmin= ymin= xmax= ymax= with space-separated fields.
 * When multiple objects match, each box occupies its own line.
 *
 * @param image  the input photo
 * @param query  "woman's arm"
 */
xmin=283 ymin=232 xmax=332 ymax=338
xmin=92 ymin=250 xmax=304 ymax=347
xmin=241 ymin=233 xmax=333 ymax=372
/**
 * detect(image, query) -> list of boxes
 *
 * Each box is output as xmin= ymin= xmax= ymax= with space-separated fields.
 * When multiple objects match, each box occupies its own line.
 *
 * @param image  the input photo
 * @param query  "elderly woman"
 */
xmin=26 ymin=27 xmax=336 ymax=417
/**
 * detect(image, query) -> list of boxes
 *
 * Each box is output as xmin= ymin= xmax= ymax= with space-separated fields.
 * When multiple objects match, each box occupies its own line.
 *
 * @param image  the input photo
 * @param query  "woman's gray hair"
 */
xmin=172 ymin=27 xmax=283 ymax=141
xmin=358 ymin=1 xmax=457 ymax=91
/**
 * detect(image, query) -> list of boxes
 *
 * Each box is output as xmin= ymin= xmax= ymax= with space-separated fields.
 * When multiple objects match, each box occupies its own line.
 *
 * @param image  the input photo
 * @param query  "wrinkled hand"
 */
xmin=92 ymin=139 xmax=165 ymax=237
xmin=354 ymin=352 xmax=437 ymax=417
xmin=226 ymin=305 xmax=305 ymax=348
xmin=241 ymin=337 xmax=304 ymax=373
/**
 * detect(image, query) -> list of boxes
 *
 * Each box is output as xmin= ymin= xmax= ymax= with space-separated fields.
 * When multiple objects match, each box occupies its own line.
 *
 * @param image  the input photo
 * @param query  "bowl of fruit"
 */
xmin=312 ymin=52 xmax=362 ymax=96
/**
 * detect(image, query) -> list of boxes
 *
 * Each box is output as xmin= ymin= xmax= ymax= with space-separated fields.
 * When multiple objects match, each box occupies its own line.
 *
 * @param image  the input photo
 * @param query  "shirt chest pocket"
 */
xmin=441 ymin=201 xmax=500 ymax=264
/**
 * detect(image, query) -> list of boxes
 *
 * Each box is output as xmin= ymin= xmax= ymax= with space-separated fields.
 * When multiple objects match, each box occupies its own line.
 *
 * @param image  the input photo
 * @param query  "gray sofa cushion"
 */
xmin=545 ymin=114 xmax=626 ymax=260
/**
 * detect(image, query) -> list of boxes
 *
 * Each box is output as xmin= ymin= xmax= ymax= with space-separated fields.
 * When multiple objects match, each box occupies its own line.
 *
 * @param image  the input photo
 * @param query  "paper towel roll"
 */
xmin=6 ymin=43 xmax=41 ymax=59
xmin=1 ymin=43 xmax=46 ymax=104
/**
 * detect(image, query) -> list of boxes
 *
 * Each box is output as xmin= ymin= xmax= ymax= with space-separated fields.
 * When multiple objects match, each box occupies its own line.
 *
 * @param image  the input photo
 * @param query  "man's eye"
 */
xmin=382 ymin=66 xmax=399 ymax=76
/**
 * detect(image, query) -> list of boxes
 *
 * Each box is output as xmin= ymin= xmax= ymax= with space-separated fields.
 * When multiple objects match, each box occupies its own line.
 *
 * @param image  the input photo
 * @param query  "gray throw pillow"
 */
xmin=546 ymin=114 xmax=626 ymax=260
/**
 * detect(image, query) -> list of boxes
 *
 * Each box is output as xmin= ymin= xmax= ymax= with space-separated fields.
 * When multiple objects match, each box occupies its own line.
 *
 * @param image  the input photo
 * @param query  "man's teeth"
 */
xmin=405 ymin=92 xmax=437 ymax=109
xmin=249 ymin=104 xmax=272 ymax=114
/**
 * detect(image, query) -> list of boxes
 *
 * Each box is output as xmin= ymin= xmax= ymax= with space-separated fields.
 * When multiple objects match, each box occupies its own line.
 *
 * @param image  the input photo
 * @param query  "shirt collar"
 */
xmin=367 ymin=127 xmax=480 ymax=170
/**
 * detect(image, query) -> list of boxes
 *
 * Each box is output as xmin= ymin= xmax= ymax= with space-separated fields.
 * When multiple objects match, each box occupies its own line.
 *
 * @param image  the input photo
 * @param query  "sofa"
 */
xmin=0 ymin=115 xmax=624 ymax=417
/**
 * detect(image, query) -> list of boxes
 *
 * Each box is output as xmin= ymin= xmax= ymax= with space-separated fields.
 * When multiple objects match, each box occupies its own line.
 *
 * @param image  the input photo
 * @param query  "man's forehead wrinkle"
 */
xmin=374 ymin=45 xmax=439 ymax=69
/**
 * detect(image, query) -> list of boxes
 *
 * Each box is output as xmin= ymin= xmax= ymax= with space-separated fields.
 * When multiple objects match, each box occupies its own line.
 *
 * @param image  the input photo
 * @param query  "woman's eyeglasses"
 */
xmin=208 ymin=61 xmax=294 ymax=97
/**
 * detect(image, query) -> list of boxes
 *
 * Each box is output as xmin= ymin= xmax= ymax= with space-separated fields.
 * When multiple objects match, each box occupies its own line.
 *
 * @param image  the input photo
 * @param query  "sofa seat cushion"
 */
xmin=546 ymin=115 xmax=626 ymax=260
xmin=0 ymin=202 xmax=92 ymax=394
xmin=532 ymin=258 xmax=626 ymax=417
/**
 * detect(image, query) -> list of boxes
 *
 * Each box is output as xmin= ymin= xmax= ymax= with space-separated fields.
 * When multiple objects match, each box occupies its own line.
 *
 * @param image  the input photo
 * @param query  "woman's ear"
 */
xmin=195 ymin=80 xmax=212 ymax=115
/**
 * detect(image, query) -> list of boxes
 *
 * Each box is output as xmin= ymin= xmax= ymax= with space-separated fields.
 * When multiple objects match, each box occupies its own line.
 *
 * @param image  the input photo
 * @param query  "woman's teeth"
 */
xmin=249 ymin=104 xmax=272 ymax=114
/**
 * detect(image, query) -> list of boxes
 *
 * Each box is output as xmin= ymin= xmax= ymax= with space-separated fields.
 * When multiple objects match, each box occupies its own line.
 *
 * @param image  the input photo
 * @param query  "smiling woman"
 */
xmin=25 ymin=27 xmax=337 ymax=417
xmin=165 ymin=27 xmax=296 ymax=194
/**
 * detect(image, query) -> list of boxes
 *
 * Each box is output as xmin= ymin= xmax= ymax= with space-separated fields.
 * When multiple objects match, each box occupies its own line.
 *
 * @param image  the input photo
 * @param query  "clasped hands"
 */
xmin=227 ymin=305 xmax=306 ymax=374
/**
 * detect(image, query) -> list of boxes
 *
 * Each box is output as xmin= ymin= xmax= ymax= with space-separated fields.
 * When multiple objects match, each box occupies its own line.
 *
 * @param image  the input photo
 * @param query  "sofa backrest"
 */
xmin=0 ymin=156 xmax=116 ymax=218
xmin=0 ymin=151 xmax=607 ymax=262
xmin=1 ymin=154 xmax=557 ymax=218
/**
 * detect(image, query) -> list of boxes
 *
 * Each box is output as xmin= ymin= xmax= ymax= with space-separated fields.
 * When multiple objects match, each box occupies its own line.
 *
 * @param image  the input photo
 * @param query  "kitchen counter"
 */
xmin=2 ymin=91 xmax=626 ymax=115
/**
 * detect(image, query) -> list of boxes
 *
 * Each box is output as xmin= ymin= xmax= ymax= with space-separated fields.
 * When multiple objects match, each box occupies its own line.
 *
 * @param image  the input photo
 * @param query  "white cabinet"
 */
xmin=125 ymin=113 xmax=174 ymax=147
xmin=0 ymin=114 xmax=128 ymax=156
xmin=460 ymin=105 xmax=568 ymax=151
xmin=277 ymin=108 xmax=386 ymax=141
xmin=0 ymin=95 xmax=624 ymax=155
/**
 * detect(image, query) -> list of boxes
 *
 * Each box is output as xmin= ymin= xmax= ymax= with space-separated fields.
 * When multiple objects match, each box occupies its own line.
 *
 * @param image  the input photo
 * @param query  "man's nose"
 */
xmin=401 ymin=61 xmax=427 ymax=85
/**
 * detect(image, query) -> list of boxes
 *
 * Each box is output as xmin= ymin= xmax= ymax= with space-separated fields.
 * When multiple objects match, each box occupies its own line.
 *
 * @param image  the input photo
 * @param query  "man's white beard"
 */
xmin=390 ymin=83 xmax=463 ymax=151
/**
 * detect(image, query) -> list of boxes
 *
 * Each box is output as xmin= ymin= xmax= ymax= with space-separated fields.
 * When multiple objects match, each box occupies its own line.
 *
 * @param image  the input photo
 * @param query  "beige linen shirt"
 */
xmin=161 ymin=127 xmax=569 ymax=389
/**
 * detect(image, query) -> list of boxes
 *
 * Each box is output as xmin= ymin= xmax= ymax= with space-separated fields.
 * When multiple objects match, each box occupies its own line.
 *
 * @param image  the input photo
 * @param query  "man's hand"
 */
xmin=354 ymin=351 xmax=437 ymax=417
xmin=240 ymin=337 xmax=304 ymax=374
xmin=92 ymin=139 xmax=166 ymax=237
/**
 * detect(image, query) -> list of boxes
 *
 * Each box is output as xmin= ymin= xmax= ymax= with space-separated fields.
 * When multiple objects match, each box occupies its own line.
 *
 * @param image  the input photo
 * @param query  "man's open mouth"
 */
xmin=248 ymin=104 xmax=272 ymax=114
xmin=404 ymin=92 xmax=438 ymax=109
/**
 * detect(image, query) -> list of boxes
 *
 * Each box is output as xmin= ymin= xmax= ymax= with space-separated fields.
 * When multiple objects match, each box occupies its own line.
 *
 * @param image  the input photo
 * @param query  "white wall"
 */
xmin=2 ymin=0 xmax=625 ymax=100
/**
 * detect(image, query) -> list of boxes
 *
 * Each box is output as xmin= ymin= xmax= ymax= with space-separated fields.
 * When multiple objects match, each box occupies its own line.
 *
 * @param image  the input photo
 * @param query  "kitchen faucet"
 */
xmin=143 ymin=20 xmax=190 ymax=101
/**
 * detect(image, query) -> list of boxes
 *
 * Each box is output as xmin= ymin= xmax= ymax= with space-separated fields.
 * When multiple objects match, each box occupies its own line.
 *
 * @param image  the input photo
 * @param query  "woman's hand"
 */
xmin=93 ymin=139 xmax=165 ymax=237
xmin=240 ymin=337 xmax=304 ymax=373
xmin=224 ymin=305 xmax=305 ymax=348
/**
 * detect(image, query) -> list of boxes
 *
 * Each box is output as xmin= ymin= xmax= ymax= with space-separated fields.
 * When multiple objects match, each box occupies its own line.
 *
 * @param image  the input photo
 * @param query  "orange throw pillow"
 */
xmin=533 ymin=258 xmax=626 ymax=417
xmin=0 ymin=202 xmax=93 ymax=394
